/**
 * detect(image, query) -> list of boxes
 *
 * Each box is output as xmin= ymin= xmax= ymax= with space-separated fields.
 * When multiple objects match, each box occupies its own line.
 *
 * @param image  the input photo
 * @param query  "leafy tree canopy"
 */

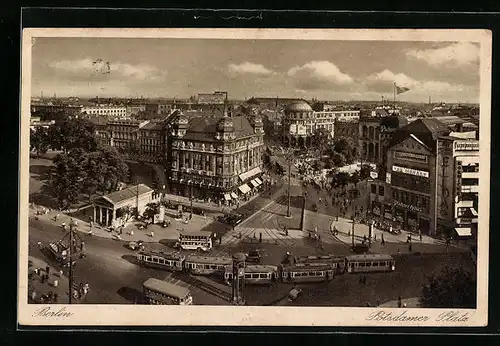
xmin=421 ymin=266 xmax=476 ymax=308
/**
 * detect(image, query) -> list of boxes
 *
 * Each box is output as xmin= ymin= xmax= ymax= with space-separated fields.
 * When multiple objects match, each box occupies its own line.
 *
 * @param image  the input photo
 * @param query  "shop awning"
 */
xmin=455 ymin=227 xmax=472 ymax=237
xmin=224 ymin=193 xmax=232 ymax=201
xmin=230 ymin=192 xmax=238 ymax=199
xmin=250 ymin=179 xmax=259 ymax=188
xmin=470 ymin=207 xmax=478 ymax=217
xmin=238 ymin=184 xmax=251 ymax=194
xmin=255 ymin=177 xmax=263 ymax=185
xmin=239 ymin=167 xmax=262 ymax=182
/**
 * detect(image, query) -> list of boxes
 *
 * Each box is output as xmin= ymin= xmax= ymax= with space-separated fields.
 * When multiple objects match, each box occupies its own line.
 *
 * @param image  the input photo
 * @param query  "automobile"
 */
xmin=128 ymin=240 xmax=144 ymax=250
xmin=352 ymin=243 xmax=369 ymax=254
xmin=246 ymin=249 xmax=262 ymax=263
xmin=288 ymin=288 xmax=302 ymax=301
xmin=229 ymin=213 xmax=243 ymax=226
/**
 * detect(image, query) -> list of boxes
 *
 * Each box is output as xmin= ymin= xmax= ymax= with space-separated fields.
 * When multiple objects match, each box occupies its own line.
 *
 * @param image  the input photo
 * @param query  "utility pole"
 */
xmin=190 ymin=185 xmax=193 ymax=220
xmin=351 ymin=217 xmax=355 ymax=248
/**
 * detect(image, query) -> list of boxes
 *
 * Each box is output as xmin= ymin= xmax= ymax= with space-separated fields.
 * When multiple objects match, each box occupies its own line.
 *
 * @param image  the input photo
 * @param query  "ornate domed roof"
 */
xmin=286 ymin=101 xmax=313 ymax=112
xmin=217 ymin=116 xmax=234 ymax=132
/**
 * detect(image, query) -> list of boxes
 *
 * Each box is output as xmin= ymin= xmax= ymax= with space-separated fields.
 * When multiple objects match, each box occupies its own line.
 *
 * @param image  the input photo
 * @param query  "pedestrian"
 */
xmin=150 ymin=231 xmax=154 ymax=238
xmin=37 ymin=241 xmax=42 ymax=248
xmin=219 ymin=237 xmax=222 ymax=245
xmin=403 ymin=303 xmax=407 ymax=308
xmin=59 ymin=270 xmax=63 ymax=277
xmin=40 ymin=274 xmax=45 ymax=284
xmin=419 ymin=233 xmax=422 ymax=242
xmin=53 ymin=293 xmax=58 ymax=303
xmin=409 ymin=243 xmax=412 ymax=252
xmin=31 ymin=290 xmax=37 ymax=302
xmin=45 ymin=266 xmax=50 ymax=275
xmin=259 ymin=232 xmax=262 ymax=243
xmin=374 ymin=234 xmax=377 ymax=241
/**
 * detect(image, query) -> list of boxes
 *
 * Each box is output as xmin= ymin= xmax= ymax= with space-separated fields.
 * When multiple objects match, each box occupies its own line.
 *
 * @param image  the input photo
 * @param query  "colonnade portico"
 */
xmin=93 ymin=204 xmax=116 ymax=227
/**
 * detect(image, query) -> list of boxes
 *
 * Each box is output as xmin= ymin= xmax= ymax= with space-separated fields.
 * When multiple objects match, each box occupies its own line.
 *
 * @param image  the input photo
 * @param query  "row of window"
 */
xmin=140 ymin=255 xmax=182 ymax=267
xmin=348 ymin=261 xmax=392 ymax=268
xmin=390 ymin=173 xmax=431 ymax=193
xmin=226 ymin=273 xmax=274 ymax=279
xmin=285 ymin=271 xmax=331 ymax=277
xmin=144 ymin=289 xmax=187 ymax=304
xmin=187 ymin=263 xmax=226 ymax=270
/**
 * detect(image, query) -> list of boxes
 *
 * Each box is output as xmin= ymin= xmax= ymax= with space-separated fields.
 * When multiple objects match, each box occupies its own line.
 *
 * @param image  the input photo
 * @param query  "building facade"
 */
xmin=81 ymin=106 xmax=128 ymax=118
xmin=369 ymin=118 xmax=479 ymax=237
xmin=168 ymin=110 xmax=265 ymax=204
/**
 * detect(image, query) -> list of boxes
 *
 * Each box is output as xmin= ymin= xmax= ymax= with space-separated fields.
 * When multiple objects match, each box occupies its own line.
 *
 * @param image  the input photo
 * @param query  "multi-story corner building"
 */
xmin=281 ymin=101 xmax=360 ymax=147
xmin=81 ymin=106 xmax=128 ymax=118
xmin=368 ymin=117 xmax=480 ymax=237
xmin=168 ymin=109 xmax=265 ymax=204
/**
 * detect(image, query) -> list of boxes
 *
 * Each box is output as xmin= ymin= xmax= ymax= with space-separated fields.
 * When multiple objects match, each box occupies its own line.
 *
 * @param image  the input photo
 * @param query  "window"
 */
xmin=372 ymin=262 xmax=379 ymax=267
xmin=371 ymin=184 xmax=377 ymax=194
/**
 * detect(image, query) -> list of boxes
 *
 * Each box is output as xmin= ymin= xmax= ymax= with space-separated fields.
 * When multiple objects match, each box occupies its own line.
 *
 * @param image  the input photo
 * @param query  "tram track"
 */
xmin=173 ymin=272 xmax=231 ymax=302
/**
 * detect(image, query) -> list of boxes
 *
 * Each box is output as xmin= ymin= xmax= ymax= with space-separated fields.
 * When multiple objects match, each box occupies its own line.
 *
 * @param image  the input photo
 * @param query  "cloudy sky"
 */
xmin=31 ymin=38 xmax=480 ymax=103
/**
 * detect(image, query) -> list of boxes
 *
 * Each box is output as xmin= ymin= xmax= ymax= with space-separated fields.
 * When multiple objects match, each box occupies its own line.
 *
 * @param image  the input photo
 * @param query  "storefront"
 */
xmin=407 ymin=211 xmax=418 ymax=230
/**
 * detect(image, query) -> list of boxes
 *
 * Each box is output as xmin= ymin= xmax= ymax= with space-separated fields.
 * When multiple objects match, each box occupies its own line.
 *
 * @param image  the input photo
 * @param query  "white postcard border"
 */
xmin=18 ymin=28 xmax=491 ymax=327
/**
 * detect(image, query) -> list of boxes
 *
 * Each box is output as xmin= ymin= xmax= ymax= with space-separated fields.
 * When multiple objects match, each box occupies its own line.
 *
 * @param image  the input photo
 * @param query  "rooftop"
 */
xmin=142 ymin=278 xmax=190 ymax=298
xmin=100 ymin=184 xmax=153 ymax=205
xmin=181 ymin=115 xmax=256 ymax=142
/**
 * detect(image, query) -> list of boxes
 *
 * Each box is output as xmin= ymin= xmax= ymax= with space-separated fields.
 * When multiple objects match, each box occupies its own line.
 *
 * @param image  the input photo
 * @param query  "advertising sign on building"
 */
xmin=394 ymin=151 xmax=428 ymax=163
xmin=392 ymin=165 xmax=429 ymax=178
xmin=370 ymin=171 xmax=378 ymax=179
xmin=393 ymin=200 xmax=422 ymax=213
xmin=386 ymin=172 xmax=391 ymax=184
xmin=453 ymin=140 xmax=479 ymax=156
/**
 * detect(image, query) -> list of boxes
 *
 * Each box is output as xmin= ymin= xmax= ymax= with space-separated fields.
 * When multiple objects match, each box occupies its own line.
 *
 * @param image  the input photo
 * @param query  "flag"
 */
xmin=395 ymin=84 xmax=410 ymax=95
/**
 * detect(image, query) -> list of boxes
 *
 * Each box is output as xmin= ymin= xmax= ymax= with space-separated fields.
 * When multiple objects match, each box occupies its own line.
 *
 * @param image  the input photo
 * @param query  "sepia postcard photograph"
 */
xmin=18 ymin=28 xmax=491 ymax=327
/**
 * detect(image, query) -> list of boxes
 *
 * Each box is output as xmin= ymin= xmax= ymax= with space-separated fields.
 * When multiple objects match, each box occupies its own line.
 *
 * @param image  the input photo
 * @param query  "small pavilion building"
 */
xmin=92 ymin=184 xmax=160 ymax=227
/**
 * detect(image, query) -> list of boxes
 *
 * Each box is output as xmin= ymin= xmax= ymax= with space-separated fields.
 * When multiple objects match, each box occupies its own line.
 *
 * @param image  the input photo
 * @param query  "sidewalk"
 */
xmin=27 ymin=256 xmax=71 ymax=304
xmin=30 ymin=204 xmax=214 ymax=244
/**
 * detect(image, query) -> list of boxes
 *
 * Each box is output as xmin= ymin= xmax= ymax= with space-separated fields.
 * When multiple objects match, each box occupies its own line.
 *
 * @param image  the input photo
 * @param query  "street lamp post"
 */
xmin=68 ymin=223 xmax=74 ymax=304
xmin=190 ymin=185 xmax=193 ymax=220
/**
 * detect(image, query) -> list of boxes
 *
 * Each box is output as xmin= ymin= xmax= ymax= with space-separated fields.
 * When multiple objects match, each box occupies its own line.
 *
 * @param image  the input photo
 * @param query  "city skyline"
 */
xmin=31 ymin=38 xmax=480 ymax=103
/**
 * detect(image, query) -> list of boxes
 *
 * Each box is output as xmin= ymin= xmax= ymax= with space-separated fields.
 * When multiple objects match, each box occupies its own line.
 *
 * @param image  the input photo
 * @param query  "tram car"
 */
xmin=279 ymin=262 xmax=335 ymax=283
xmin=295 ymin=254 xmax=346 ymax=275
xmin=136 ymin=249 xmax=185 ymax=271
xmin=345 ymin=254 xmax=395 ymax=274
xmin=224 ymin=265 xmax=278 ymax=285
xmin=184 ymin=255 xmax=232 ymax=275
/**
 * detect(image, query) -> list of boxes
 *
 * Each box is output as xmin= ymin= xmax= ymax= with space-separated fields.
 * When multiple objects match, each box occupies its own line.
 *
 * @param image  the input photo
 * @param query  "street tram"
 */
xmin=184 ymin=255 xmax=232 ymax=275
xmin=176 ymin=231 xmax=213 ymax=252
xmin=345 ymin=254 xmax=395 ymax=273
xmin=142 ymin=278 xmax=193 ymax=305
xmin=280 ymin=262 xmax=335 ymax=283
xmin=224 ymin=265 xmax=278 ymax=285
xmin=295 ymin=254 xmax=346 ymax=275
xmin=136 ymin=249 xmax=185 ymax=271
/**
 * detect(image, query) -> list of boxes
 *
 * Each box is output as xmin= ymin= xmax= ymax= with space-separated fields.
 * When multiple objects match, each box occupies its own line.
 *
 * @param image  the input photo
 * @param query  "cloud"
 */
xmin=363 ymin=69 xmax=478 ymax=100
xmin=48 ymin=58 xmax=167 ymax=82
xmin=228 ymin=62 xmax=274 ymax=75
xmin=286 ymin=61 xmax=354 ymax=91
xmin=404 ymin=42 xmax=480 ymax=67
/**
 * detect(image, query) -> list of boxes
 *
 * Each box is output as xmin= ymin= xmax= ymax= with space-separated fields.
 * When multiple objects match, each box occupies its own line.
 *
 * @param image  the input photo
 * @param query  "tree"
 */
xmin=333 ymin=137 xmax=357 ymax=164
xmin=331 ymin=152 xmax=347 ymax=167
xmin=310 ymin=128 xmax=331 ymax=153
xmin=350 ymin=171 xmax=360 ymax=186
xmin=421 ymin=267 xmax=476 ymax=308
xmin=50 ymin=152 xmax=86 ymax=209
xmin=96 ymin=146 xmax=129 ymax=194
xmin=47 ymin=118 xmax=98 ymax=153
xmin=143 ymin=202 xmax=161 ymax=223
xmin=336 ymin=172 xmax=350 ymax=191
xmin=30 ymin=128 xmax=50 ymax=157
xmin=116 ymin=205 xmax=137 ymax=225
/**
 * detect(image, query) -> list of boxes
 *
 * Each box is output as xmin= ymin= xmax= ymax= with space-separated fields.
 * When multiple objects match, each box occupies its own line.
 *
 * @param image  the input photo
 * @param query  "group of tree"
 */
xmin=50 ymin=146 xmax=129 ymax=209
xmin=308 ymin=128 xmax=358 ymax=169
xmin=30 ymin=118 xmax=99 ymax=156
xmin=35 ymin=118 xmax=130 ymax=209
xmin=420 ymin=266 xmax=476 ymax=308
